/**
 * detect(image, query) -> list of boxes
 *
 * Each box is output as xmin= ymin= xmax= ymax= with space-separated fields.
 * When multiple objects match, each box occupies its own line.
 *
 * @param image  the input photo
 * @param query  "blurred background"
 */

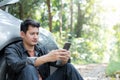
xmin=0 ymin=0 xmax=120 ymax=78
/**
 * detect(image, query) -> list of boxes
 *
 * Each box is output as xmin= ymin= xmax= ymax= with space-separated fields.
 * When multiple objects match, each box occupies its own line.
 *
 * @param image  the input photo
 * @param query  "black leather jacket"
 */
xmin=5 ymin=41 xmax=52 ymax=80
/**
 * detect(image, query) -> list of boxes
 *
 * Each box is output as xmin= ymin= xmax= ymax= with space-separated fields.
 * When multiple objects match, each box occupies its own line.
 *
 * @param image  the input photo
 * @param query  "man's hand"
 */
xmin=46 ymin=49 xmax=70 ymax=64
xmin=34 ymin=49 xmax=70 ymax=66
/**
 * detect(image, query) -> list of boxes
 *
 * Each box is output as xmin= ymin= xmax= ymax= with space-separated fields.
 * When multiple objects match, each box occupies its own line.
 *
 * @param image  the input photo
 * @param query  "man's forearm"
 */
xmin=34 ymin=55 xmax=49 ymax=66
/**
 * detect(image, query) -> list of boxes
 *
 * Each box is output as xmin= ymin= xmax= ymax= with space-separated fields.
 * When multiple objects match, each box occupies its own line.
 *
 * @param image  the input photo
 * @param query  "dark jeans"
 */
xmin=18 ymin=63 xmax=83 ymax=80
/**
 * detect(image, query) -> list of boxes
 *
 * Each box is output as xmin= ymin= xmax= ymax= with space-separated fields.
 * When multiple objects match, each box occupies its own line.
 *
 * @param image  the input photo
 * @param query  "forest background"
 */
xmin=1 ymin=0 xmax=120 ymax=76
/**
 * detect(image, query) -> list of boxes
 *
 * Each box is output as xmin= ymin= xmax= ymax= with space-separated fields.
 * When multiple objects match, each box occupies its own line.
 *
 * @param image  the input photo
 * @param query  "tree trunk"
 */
xmin=46 ymin=0 xmax=52 ymax=32
xmin=59 ymin=0 xmax=63 ymax=38
xmin=70 ymin=0 xmax=73 ymax=33
xmin=75 ymin=2 xmax=83 ymax=37
xmin=18 ymin=2 xmax=24 ymax=20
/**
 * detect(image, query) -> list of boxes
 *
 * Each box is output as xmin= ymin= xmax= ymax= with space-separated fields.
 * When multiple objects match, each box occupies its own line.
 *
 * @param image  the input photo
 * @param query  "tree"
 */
xmin=46 ymin=0 xmax=52 ymax=32
xmin=70 ymin=0 xmax=73 ymax=33
xmin=59 ymin=0 xmax=63 ymax=37
xmin=8 ymin=0 xmax=44 ymax=20
xmin=75 ymin=2 xmax=83 ymax=37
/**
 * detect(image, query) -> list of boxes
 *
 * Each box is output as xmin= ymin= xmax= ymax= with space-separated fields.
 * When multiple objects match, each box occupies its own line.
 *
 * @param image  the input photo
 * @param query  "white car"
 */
xmin=0 ymin=0 xmax=58 ymax=80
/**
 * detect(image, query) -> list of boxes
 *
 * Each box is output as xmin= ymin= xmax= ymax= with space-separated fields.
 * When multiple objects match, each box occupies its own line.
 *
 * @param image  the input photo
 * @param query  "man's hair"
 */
xmin=20 ymin=19 xmax=40 ymax=33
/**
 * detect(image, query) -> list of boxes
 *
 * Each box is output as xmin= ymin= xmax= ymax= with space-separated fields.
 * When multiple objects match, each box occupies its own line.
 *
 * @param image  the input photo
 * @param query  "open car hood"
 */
xmin=0 ymin=0 xmax=19 ymax=7
xmin=0 ymin=9 xmax=58 ymax=51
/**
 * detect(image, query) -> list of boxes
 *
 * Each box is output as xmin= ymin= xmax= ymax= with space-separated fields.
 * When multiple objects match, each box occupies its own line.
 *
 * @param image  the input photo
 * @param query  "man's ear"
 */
xmin=20 ymin=31 xmax=25 ymax=38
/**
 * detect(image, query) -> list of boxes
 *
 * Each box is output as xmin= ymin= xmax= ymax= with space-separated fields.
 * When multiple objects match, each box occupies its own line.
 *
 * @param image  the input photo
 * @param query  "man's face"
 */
xmin=21 ymin=25 xmax=39 ymax=46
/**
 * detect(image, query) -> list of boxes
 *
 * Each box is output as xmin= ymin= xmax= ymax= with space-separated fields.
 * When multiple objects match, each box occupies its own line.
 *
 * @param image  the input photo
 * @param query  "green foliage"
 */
xmin=4 ymin=0 xmax=120 ymax=67
xmin=70 ymin=37 xmax=104 ymax=64
xmin=8 ymin=0 xmax=44 ymax=19
xmin=106 ymin=24 xmax=120 ymax=76
xmin=106 ymin=61 xmax=120 ymax=77
xmin=54 ymin=30 xmax=105 ymax=64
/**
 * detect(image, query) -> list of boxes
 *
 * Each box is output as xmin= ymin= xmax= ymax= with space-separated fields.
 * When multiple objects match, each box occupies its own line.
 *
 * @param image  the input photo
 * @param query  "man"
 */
xmin=5 ymin=19 xmax=83 ymax=80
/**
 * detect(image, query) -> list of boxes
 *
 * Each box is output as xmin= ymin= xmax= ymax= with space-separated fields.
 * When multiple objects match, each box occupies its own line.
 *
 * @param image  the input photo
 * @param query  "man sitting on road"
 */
xmin=5 ymin=19 xmax=83 ymax=80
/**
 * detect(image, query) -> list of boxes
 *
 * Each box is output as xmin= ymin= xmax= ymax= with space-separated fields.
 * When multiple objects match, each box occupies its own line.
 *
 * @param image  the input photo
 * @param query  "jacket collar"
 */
xmin=19 ymin=41 xmax=40 ymax=56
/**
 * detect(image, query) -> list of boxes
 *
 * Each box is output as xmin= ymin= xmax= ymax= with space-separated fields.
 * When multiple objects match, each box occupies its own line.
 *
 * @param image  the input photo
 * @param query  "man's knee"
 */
xmin=66 ymin=63 xmax=75 ymax=70
xmin=18 ymin=65 xmax=39 ymax=80
xmin=21 ymin=65 xmax=37 ymax=73
xmin=66 ymin=63 xmax=79 ymax=74
xmin=65 ymin=63 xmax=83 ymax=80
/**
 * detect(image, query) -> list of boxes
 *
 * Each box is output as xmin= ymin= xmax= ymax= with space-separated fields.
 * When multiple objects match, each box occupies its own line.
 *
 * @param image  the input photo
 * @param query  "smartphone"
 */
xmin=63 ymin=42 xmax=71 ymax=50
xmin=56 ymin=42 xmax=71 ymax=66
